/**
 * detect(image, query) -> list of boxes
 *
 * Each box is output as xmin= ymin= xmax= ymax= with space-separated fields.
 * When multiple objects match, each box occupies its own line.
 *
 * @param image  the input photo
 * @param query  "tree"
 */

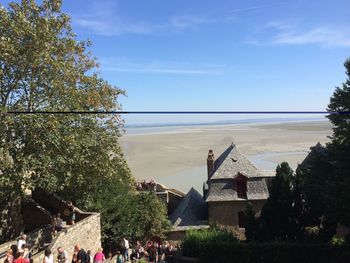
xmin=295 ymin=144 xmax=337 ymax=241
xmin=258 ymin=162 xmax=296 ymax=241
xmin=326 ymin=58 xmax=350 ymax=227
xmin=0 ymin=0 xmax=169 ymax=244
xmin=244 ymin=202 xmax=260 ymax=242
xmin=0 ymin=0 xmax=128 ymax=198
xmin=93 ymin=182 xmax=169 ymax=250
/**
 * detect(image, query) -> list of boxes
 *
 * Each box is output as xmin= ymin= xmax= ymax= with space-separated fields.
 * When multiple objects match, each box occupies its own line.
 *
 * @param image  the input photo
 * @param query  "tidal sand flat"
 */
xmin=120 ymin=120 xmax=332 ymax=192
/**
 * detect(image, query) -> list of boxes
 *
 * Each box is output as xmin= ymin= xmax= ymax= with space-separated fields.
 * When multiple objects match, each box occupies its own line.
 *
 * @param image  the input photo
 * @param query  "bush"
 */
xmin=181 ymin=227 xmax=239 ymax=258
xmin=182 ymin=235 xmax=350 ymax=263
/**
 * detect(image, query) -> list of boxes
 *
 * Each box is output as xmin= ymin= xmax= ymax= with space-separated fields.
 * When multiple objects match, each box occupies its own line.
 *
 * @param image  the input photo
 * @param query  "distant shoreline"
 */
xmin=123 ymin=117 xmax=329 ymax=136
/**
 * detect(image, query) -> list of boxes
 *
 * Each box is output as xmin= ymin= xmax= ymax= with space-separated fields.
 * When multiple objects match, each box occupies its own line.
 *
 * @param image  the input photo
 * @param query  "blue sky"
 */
xmin=2 ymin=0 xmax=350 ymax=124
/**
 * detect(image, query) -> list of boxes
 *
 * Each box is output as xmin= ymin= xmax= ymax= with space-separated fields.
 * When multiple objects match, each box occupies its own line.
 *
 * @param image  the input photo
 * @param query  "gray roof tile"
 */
xmin=205 ymin=144 xmax=270 ymax=202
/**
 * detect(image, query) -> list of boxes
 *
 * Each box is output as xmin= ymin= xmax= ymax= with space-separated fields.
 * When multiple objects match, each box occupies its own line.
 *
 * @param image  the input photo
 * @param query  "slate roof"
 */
xmin=210 ymin=143 xmax=265 ymax=179
xmin=170 ymin=188 xmax=208 ymax=227
xmin=205 ymin=178 xmax=269 ymax=202
xmin=205 ymin=143 xmax=270 ymax=202
xmin=299 ymin=142 xmax=328 ymax=169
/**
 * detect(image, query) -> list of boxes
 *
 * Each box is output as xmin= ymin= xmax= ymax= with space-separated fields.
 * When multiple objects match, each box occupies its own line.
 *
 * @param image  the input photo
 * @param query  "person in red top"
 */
xmin=15 ymin=252 xmax=25 ymax=263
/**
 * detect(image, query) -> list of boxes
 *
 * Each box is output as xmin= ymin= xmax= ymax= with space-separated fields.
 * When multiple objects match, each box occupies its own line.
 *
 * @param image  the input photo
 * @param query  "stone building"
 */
xmin=203 ymin=143 xmax=273 ymax=228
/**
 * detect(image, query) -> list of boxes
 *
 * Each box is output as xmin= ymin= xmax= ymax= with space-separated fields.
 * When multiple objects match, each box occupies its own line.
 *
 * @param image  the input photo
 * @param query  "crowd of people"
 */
xmin=135 ymin=180 xmax=157 ymax=192
xmin=4 ymin=236 xmax=176 ymax=263
xmin=118 ymin=238 xmax=176 ymax=263
xmin=5 ymin=235 xmax=31 ymax=263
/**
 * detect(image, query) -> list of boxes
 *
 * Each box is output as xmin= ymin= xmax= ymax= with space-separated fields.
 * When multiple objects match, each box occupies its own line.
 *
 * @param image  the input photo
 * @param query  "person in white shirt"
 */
xmin=122 ymin=238 xmax=129 ymax=262
xmin=17 ymin=235 xmax=27 ymax=253
xmin=43 ymin=248 xmax=53 ymax=263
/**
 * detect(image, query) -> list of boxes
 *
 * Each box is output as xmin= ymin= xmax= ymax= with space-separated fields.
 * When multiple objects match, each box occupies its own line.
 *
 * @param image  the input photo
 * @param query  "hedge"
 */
xmin=182 ymin=231 xmax=350 ymax=263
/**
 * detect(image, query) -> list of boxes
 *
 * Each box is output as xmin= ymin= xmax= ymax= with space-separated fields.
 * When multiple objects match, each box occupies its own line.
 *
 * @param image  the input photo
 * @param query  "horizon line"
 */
xmin=2 ymin=110 xmax=349 ymax=115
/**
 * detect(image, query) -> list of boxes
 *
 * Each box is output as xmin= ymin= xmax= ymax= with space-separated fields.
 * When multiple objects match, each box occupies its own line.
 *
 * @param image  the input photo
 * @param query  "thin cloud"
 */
xmin=99 ymin=59 xmax=236 ymax=75
xmin=272 ymin=26 xmax=350 ymax=47
xmin=169 ymin=15 xmax=209 ymax=30
xmin=228 ymin=5 xmax=275 ymax=14
xmin=226 ymin=3 xmax=287 ymax=20
xmin=74 ymin=15 xmax=210 ymax=36
xmin=248 ymin=22 xmax=350 ymax=48
xmin=74 ymin=18 xmax=153 ymax=36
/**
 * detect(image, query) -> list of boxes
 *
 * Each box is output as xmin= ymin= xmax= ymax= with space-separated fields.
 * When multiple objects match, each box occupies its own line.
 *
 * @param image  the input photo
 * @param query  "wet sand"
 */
xmin=120 ymin=120 xmax=332 ymax=192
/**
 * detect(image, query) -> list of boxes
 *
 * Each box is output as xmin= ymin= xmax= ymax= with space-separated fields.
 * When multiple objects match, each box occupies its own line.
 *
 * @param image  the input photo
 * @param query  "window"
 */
xmin=238 ymin=211 xmax=246 ymax=228
xmin=236 ymin=178 xmax=247 ymax=199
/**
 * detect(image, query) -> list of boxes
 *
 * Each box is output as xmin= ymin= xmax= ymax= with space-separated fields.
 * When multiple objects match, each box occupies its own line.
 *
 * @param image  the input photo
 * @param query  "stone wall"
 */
xmin=31 ymin=213 xmax=101 ymax=263
xmin=208 ymin=200 xmax=266 ymax=227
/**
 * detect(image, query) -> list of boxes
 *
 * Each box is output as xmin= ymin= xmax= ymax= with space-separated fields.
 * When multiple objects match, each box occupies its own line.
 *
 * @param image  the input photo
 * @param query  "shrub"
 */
xmin=182 ymin=236 xmax=350 ymax=263
xmin=181 ymin=227 xmax=239 ymax=258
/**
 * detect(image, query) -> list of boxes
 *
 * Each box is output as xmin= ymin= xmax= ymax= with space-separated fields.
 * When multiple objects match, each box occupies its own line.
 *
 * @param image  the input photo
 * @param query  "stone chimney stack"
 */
xmin=207 ymin=149 xmax=215 ymax=180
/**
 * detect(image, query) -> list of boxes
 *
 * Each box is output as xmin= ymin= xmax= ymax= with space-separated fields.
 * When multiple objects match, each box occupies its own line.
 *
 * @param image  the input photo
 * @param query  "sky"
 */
xmin=2 ymin=0 xmax=350 ymax=125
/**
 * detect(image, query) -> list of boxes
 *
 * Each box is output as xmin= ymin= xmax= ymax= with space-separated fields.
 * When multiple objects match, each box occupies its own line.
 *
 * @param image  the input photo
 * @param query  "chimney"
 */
xmin=207 ymin=149 xmax=215 ymax=180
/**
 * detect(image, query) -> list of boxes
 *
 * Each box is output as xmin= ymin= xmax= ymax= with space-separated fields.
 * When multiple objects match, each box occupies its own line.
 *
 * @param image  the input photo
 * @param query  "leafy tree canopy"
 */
xmin=0 ymin=0 xmax=169 ymax=245
xmin=326 ymin=58 xmax=350 ymax=226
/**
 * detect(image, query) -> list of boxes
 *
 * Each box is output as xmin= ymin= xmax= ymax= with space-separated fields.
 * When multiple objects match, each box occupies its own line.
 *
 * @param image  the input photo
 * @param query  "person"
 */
xmin=51 ymin=215 xmax=57 ymax=234
xmin=72 ymin=253 xmax=77 ymax=263
xmin=67 ymin=202 xmax=76 ymax=225
xmin=75 ymin=244 xmax=88 ymax=263
xmin=148 ymin=245 xmax=157 ymax=263
xmin=93 ymin=248 xmax=105 ymax=263
xmin=135 ymin=241 xmax=144 ymax=259
xmin=14 ymin=252 xmax=25 ymax=263
xmin=86 ymin=250 xmax=92 ymax=263
xmin=129 ymin=249 xmax=137 ymax=263
xmin=157 ymin=244 xmax=164 ymax=262
xmin=115 ymin=251 xmax=123 ymax=263
xmin=43 ymin=248 xmax=53 ymax=263
xmin=106 ymin=253 xmax=112 ymax=261
xmin=56 ymin=213 xmax=64 ymax=232
xmin=5 ymin=249 xmax=14 ymax=263
xmin=23 ymin=246 xmax=30 ymax=263
xmin=57 ymin=247 xmax=69 ymax=263
xmin=121 ymin=238 xmax=129 ymax=262
xmin=17 ymin=235 xmax=26 ymax=253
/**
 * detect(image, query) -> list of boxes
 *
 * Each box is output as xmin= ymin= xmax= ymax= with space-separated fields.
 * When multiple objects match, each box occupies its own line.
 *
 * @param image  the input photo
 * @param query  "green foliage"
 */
xmin=331 ymin=236 xmax=345 ymax=246
xmin=326 ymin=58 xmax=350 ymax=226
xmin=296 ymin=148 xmax=333 ymax=227
xmin=244 ymin=202 xmax=260 ymax=242
xmin=247 ymin=162 xmax=312 ymax=242
xmin=0 ymin=0 xmax=169 ymax=245
xmin=96 ymin=188 xmax=170 ymax=248
xmin=181 ymin=227 xmax=239 ymax=258
xmin=258 ymin=162 xmax=298 ymax=241
xmin=182 ymin=239 xmax=350 ymax=263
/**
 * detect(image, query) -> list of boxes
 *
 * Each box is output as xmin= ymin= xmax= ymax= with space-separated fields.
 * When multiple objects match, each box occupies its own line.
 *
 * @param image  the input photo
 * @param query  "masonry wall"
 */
xmin=31 ymin=213 xmax=101 ymax=263
xmin=208 ymin=200 xmax=266 ymax=227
